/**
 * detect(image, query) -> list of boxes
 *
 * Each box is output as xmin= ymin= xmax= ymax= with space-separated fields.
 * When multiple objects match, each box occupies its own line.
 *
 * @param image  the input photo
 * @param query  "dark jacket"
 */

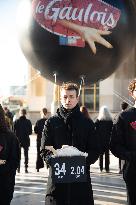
xmin=110 ymin=107 xmax=136 ymax=180
xmin=95 ymin=119 xmax=113 ymax=154
xmin=34 ymin=118 xmax=47 ymax=143
xmin=41 ymin=105 xmax=99 ymax=205
xmin=34 ymin=118 xmax=47 ymax=169
xmin=0 ymin=129 xmax=20 ymax=203
xmin=14 ymin=116 xmax=32 ymax=148
xmin=0 ymin=130 xmax=20 ymax=173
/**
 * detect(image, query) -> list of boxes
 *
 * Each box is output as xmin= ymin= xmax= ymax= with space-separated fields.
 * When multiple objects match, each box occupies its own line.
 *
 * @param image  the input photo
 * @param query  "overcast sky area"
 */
xmin=0 ymin=0 xmax=28 ymax=95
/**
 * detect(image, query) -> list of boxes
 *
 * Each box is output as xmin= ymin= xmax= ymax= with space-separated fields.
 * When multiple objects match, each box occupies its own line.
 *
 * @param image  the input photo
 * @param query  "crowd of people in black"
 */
xmin=0 ymin=79 xmax=136 ymax=205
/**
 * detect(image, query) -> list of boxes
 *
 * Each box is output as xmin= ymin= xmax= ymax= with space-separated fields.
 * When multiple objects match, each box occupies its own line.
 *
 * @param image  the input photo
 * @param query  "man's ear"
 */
xmin=129 ymin=91 xmax=134 ymax=98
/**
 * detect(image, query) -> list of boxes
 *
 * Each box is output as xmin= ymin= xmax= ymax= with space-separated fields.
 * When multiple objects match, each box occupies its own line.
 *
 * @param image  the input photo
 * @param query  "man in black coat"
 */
xmin=118 ymin=102 xmax=128 ymax=174
xmin=34 ymin=108 xmax=48 ymax=172
xmin=14 ymin=109 xmax=32 ymax=173
xmin=110 ymin=79 xmax=136 ymax=205
xmin=41 ymin=82 xmax=99 ymax=205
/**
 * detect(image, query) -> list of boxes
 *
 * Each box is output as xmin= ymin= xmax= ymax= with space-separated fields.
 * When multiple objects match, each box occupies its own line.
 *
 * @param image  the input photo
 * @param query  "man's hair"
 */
xmin=20 ymin=108 xmax=27 ymax=115
xmin=60 ymin=82 xmax=79 ymax=97
xmin=121 ymin=102 xmax=128 ymax=111
xmin=4 ymin=106 xmax=8 ymax=111
xmin=128 ymin=79 xmax=136 ymax=94
xmin=42 ymin=108 xmax=47 ymax=115
xmin=80 ymin=106 xmax=90 ymax=119
xmin=0 ymin=104 xmax=8 ymax=130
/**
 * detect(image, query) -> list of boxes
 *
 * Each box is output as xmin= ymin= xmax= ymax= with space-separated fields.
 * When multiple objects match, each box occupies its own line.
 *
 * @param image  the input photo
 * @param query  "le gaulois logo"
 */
xmin=130 ymin=121 xmax=136 ymax=130
xmin=32 ymin=0 xmax=121 ymax=46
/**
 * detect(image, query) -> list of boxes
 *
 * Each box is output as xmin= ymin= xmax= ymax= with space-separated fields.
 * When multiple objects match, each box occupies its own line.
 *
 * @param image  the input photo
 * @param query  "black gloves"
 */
xmin=40 ymin=149 xmax=53 ymax=168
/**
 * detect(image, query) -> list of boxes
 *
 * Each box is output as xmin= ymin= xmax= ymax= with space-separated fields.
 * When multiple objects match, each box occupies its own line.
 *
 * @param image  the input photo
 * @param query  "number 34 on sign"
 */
xmin=51 ymin=156 xmax=87 ymax=183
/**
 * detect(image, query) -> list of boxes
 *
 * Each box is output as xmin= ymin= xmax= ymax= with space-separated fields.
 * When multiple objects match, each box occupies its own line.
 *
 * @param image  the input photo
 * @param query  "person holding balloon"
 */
xmin=110 ymin=79 xmax=136 ymax=205
xmin=41 ymin=82 xmax=99 ymax=205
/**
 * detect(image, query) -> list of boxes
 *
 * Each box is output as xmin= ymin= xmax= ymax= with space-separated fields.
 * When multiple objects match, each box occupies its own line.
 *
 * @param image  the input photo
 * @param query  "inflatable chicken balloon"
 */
xmin=18 ymin=0 xmax=136 ymax=85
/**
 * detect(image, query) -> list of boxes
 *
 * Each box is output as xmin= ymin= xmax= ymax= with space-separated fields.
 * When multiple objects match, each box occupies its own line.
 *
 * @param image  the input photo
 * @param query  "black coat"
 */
xmin=0 ymin=129 xmax=20 ymax=203
xmin=110 ymin=107 xmax=136 ymax=157
xmin=95 ymin=119 xmax=113 ymax=154
xmin=34 ymin=118 xmax=47 ymax=169
xmin=110 ymin=107 xmax=136 ymax=205
xmin=41 ymin=105 xmax=99 ymax=205
xmin=14 ymin=116 xmax=32 ymax=148
xmin=34 ymin=118 xmax=47 ymax=143
xmin=110 ymin=107 xmax=136 ymax=179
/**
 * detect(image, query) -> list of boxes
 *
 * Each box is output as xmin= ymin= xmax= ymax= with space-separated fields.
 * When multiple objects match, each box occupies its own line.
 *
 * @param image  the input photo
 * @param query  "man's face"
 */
xmin=60 ymin=89 xmax=79 ymax=110
xmin=132 ymin=85 xmax=136 ymax=100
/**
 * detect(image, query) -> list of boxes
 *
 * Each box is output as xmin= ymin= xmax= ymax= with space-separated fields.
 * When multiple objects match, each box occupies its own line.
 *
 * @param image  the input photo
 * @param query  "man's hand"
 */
xmin=45 ymin=146 xmax=57 ymax=155
xmin=40 ymin=149 xmax=53 ymax=168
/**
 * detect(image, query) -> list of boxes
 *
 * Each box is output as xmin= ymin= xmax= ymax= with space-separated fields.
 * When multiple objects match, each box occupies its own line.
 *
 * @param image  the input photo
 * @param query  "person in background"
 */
xmin=0 ymin=104 xmax=20 ymax=205
xmin=4 ymin=107 xmax=13 ymax=130
xmin=110 ymin=79 xmax=136 ymax=205
xmin=14 ymin=109 xmax=32 ymax=173
xmin=34 ymin=108 xmax=48 ymax=172
xmin=118 ymin=102 xmax=129 ymax=174
xmin=95 ymin=106 xmax=113 ymax=172
xmin=80 ymin=106 xmax=92 ymax=120
xmin=5 ymin=114 xmax=13 ymax=130
xmin=41 ymin=82 xmax=99 ymax=205
xmin=4 ymin=107 xmax=13 ymax=122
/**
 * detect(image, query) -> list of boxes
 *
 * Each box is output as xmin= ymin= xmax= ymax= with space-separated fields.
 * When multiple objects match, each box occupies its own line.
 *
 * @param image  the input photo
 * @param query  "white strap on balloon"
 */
xmin=113 ymin=90 xmax=133 ymax=106
xmin=53 ymin=72 xmax=57 ymax=84
xmin=79 ymin=75 xmax=85 ymax=97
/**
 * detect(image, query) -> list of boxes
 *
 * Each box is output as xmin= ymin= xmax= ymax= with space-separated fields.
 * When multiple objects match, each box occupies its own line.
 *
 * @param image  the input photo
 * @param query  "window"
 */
xmin=79 ymin=83 xmax=99 ymax=111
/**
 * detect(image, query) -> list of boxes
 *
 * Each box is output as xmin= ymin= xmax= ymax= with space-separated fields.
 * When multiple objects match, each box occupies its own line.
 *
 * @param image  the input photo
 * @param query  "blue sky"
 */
xmin=0 ymin=0 xmax=28 ymax=95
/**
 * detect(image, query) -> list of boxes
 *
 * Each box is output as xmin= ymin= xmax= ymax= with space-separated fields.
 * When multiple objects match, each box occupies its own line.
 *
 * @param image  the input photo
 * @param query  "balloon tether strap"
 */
xmin=79 ymin=75 xmax=85 ymax=96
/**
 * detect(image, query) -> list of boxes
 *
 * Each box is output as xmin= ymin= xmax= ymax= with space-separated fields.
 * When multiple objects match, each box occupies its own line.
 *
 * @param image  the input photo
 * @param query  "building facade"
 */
xmin=27 ymin=47 xmax=136 ymax=122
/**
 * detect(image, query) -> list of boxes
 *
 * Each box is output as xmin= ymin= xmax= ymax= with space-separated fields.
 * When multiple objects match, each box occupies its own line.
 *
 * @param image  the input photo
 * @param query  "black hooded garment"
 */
xmin=110 ymin=107 xmax=136 ymax=205
xmin=14 ymin=116 xmax=32 ymax=148
xmin=41 ymin=104 xmax=99 ymax=205
xmin=0 ymin=129 xmax=20 ymax=204
xmin=110 ymin=107 xmax=136 ymax=162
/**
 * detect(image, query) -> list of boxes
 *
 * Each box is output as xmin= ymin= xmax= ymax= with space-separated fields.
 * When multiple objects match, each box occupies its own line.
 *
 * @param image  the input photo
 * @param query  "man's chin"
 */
xmin=64 ymin=105 xmax=72 ymax=109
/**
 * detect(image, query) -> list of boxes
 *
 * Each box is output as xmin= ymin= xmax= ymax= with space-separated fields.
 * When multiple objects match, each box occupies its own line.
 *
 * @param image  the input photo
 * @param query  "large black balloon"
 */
xmin=18 ymin=0 xmax=136 ymax=85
